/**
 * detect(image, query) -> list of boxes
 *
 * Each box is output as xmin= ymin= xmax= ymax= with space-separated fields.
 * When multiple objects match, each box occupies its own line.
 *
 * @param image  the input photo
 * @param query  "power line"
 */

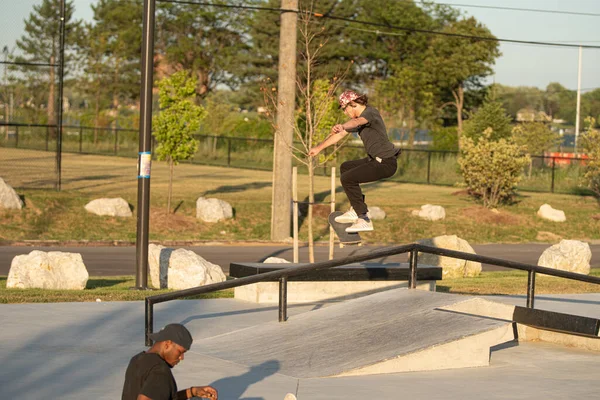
xmin=416 ymin=1 xmax=600 ymax=18
xmin=155 ymin=0 xmax=600 ymax=49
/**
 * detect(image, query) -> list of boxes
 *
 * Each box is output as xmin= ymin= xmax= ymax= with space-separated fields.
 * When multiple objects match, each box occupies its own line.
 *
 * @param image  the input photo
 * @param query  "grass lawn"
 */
xmin=1 ymin=149 xmax=599 ymax=244
xmin=1 ymin=270 xmax=599 ymax=304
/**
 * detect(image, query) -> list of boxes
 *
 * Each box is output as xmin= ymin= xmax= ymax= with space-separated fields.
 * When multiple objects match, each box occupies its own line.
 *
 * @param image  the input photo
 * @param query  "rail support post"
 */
xmin=408 ymin=249 xmax=418 ymax=289
xmin=145 ymin=298 xmax=153 ymax=346
xmin=526 ymin=270 xmax=536 ymax=308
xmin=279 ymin=277 xmax=288 ymax=322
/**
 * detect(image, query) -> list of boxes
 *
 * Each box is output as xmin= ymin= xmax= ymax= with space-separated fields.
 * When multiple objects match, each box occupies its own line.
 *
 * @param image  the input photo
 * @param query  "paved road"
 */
xmin=1 ymin=243 xmax=599 ymax=276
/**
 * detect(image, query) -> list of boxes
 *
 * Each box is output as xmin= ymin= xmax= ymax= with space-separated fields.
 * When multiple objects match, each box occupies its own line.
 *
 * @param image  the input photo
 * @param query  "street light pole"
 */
xmin=574 ymin=46 xmax=582 ymax=155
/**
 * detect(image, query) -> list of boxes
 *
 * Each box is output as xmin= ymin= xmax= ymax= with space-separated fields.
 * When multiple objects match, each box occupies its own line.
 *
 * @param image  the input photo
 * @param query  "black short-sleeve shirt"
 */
xmin=349 ymin=106 xmax=398 ymax=159
xmin=122 ymin=352 xmax=178 ymax=400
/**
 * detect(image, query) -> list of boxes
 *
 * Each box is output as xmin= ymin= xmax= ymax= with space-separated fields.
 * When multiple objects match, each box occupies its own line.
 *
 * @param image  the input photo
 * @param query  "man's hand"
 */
xmin=192 ymin=386 xmax=218 ymax=399
xmin=308 ymin=147 xmax=321 ymax=157
xmin=332 ymin=124 xmax=344 ymax=134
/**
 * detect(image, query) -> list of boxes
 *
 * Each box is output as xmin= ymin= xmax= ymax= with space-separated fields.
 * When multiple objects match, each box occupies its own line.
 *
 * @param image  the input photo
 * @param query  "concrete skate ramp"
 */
xmin=193 ymin=289 xmax=514 ymax=378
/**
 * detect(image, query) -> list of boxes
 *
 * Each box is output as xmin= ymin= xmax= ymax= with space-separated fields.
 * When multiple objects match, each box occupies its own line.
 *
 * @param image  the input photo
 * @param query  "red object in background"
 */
xmin=544 ymin=152 xmax=589 ymax=167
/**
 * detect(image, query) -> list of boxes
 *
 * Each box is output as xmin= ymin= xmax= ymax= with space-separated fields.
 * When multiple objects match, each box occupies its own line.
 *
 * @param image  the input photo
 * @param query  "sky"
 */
xmin=1 ymin=0 xmax=599 ymax=91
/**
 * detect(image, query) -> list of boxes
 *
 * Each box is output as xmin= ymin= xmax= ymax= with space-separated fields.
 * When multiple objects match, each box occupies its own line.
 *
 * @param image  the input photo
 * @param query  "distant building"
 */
xmin=516 ymin=108 xmax=552 ymax=122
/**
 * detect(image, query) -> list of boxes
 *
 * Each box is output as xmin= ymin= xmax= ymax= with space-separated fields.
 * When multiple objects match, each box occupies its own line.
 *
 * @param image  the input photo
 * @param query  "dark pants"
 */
xmin=339 ymin=156 xmax=398 ymax=215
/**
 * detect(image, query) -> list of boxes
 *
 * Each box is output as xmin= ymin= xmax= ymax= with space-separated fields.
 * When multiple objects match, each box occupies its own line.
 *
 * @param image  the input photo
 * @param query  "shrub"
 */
xmin=462 ymin=98 xmax=512 ymax=143
xmin=459 ymin=128 xmax=530 ymax=208
xmin=581 ymin=117 xmax=600 ymax=197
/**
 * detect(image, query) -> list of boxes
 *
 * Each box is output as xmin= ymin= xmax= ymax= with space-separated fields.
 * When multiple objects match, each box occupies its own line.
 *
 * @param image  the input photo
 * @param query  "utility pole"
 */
xmin=574 ymin=46 xmax=582 ymax=155
xmin=270 ymin=0 xmax=298 ymax=241
xmin=135 ymin=0 xmax=156 ymax=289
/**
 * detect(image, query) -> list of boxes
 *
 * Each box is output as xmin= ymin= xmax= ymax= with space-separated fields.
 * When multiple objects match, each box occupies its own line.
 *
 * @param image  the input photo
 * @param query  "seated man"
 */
xmin=122 ymin=323 xmax=218 ymax=400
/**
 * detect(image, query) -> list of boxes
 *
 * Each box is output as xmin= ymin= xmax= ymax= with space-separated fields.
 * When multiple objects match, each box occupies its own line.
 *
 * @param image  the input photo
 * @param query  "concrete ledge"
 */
xmin=231 ymin=262 xmax=441 ymax=303
xmin=235 ymin=280 xmax=435 ymax=303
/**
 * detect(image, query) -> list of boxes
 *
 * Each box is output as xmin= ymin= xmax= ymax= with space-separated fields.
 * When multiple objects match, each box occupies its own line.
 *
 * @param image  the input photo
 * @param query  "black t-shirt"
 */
xmin=349 ymin=105 xmax=398 ymax=159
xmin=122 ymin=352 xmax=178 ymax=400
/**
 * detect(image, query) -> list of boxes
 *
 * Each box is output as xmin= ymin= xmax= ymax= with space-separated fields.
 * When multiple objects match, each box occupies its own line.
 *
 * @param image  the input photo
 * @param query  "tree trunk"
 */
xmin=48 ymin=54 xmax=56 ymax=138
xmin=168 ymin=158 xmax=174 ymax=213
xmin=270 ymin=0 xmax=298 ymax=241
xmin=454 ymin=84 xmax=465 ymax=147
xmin=308 ymin=160 xmax=315 ymax=263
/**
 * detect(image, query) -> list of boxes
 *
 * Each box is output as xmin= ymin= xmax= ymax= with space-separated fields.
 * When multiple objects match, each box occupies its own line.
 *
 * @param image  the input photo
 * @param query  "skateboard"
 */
xmin=328 ymin=211 xmax=362 ymax=247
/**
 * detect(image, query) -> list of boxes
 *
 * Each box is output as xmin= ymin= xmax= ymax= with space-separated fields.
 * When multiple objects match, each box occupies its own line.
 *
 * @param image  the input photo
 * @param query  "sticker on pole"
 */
xmin=138 ymin=152 xmax=152 ymax=178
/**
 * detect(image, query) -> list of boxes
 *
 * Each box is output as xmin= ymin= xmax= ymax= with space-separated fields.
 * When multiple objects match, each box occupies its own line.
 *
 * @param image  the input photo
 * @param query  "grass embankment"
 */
xmin=0 ymin=276 xmax=234 ymax=303
xmin=1 ymin=270 xmax=599 ymax=304
xmin=1 ymin=149 xmax=599 ymax=244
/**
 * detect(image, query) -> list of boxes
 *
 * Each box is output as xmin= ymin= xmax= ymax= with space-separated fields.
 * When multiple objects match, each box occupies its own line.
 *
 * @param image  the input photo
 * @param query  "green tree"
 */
xmin=89 ymin=0 xmax=142 ymax=135
xmin=14 ymin=0 xmax=81 ymax=129
xmin=156 ymin=0 xmax=256 ymax=97
xmin=459 ymin=129 xmax=530 ymax=208
xmin=462 ymin=91 xmax=513 ymax=143
xmin=262 ymin=7 xmax=348 ymax=262
xmin=512 ymin=122 xmax=560 ymax=177
xmin=512 ymin=122 xmax=560 ymax=156
xmin=581 ymin=117 xmax=600 ymax=197
xmin=153 ymin=71 xmax=206 ymax=213
xmin=427 ymin=17 xmax=500 ymax=141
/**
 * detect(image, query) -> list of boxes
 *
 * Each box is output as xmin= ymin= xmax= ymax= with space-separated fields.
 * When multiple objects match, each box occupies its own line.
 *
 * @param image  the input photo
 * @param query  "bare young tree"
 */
xmin=262 ymin=4 xmax=351 ymax=262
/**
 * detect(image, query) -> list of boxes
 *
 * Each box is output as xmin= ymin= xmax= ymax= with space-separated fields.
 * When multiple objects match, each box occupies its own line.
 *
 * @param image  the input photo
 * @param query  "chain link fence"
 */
xmin=2 ymin=125 xmax=587 ymax=194
xmin=1 ymin=0 xmax=63 ymax=190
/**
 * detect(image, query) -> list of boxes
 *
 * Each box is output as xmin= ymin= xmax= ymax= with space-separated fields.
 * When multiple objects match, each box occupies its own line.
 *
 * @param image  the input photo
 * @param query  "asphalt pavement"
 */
xmin=1 ymin=243 xmax=599 ymax=276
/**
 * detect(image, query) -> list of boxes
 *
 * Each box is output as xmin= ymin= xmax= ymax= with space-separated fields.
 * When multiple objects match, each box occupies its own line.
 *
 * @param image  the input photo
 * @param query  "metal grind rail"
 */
xmin=144 ymin=243 xmax=600 ymax=345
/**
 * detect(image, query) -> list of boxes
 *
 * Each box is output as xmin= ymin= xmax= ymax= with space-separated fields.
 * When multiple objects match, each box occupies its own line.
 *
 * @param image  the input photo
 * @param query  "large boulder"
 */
xmin=7 ymin=250 xmax=89 ymax=290
xmin=412 ymin=204 xmax=446 ymax=221
xmin=416 ymin=235 xmax=482 ymax=279
xmin=148 ymin=244 xmax=226 ymax=290
xmin=196 ymin=197 xmax=233 ymax=223
xmin=263 ymin=257 xmax=290 ymax=263
xmin=537 ymin=204 xmax=566 ymax=222
xmin=0 ymin=177 xmax=23 ymax=210
xmin=538 ymin=240 xmax=591 ymax=275
xmin=369 ymin=206 xmax=386 ymax=220
xmin=85 ymin=198 xmax=132 ymax=217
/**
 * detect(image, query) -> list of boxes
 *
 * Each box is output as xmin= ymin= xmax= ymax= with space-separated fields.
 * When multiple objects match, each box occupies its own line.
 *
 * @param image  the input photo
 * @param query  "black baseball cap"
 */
xmin=148 ymin=323 xmax=193 ymax=350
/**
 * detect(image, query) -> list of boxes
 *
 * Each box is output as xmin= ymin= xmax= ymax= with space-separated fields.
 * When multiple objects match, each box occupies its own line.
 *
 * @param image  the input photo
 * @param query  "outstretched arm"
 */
xmin=308 ymin=129 xmax=350 ymax=157
xmin=332 ymin=117 xmax=369 ymax=134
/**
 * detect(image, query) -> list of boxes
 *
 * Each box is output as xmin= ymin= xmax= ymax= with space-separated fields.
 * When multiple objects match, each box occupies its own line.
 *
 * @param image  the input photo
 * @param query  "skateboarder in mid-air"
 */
xmin=309 ymin=90 xmax=400 ymax=233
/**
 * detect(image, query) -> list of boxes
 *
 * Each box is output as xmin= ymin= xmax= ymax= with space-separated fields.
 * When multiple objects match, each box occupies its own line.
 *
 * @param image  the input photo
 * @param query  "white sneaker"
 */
xmin=345 ymin=217 xmax=373 ymax=233
xmin=284 ymin=394 xmax=297 ymax=400
xmin=335 ymin=208 xmax=358 ymax=223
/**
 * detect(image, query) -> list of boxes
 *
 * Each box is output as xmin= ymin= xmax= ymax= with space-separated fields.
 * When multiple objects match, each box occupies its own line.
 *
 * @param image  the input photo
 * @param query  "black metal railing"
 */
xmin=144 ymin=242 xmax=600 ymax=345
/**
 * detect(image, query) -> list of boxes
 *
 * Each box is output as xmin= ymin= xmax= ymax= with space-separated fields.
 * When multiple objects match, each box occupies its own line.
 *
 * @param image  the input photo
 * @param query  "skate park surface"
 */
xmin=1 ymin=289 xmax=599 ymax=399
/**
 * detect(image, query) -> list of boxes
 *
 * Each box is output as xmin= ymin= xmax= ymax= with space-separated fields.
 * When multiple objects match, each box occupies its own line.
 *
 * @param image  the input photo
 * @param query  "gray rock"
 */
xmin=368 ymin=206 xmax=386 ymax=220
xmin=7 ymin=250 xmax=89 ymax=290
xmin=537 ymin=204 xmax=566 ymax=222
xmin=412 ymin=204 xmax=446 ymax=221
xmin=416 ymin=235 xmax=481 ymax=279
xmin=148 ymin=244 xmax=226 ymax=290
xmin=538 ymin=240 xmax=591 ymax=275
xmin=0 ymin=177 xmax=23 ymax=210
xmin=84 ymin=198 xmax=132 ymax=217
xmin=196 ymin=197 xmax=233 ymax=223
xmin=263 ymin=257 xmax=290 ymax=263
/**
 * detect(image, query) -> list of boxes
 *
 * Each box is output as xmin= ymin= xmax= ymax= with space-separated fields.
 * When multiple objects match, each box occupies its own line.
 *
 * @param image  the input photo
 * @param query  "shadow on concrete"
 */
xmin=209 ymin=360 xmax=281 ymax=400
